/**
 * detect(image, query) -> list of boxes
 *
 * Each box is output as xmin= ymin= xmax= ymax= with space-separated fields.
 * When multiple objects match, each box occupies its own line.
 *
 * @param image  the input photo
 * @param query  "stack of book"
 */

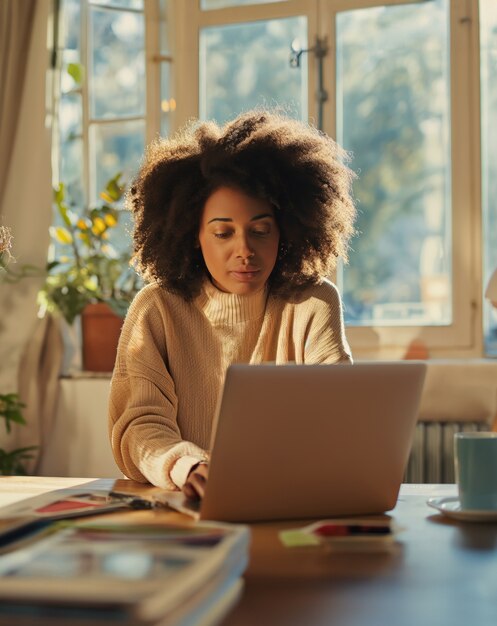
xmin=0 ymin=488 xmax=250 ymax=626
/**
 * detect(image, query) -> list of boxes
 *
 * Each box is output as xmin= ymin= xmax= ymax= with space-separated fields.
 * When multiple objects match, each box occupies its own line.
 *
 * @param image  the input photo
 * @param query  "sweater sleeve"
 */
xmin=302 ymin=280 xmax=353 ymax=364
xmin=108 ymin=288 xmax=209 ymax=490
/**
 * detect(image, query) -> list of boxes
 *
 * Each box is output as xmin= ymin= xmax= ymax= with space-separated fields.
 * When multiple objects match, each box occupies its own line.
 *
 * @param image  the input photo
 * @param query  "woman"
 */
xmin=109 ymin=110 xmax=356 ymax=500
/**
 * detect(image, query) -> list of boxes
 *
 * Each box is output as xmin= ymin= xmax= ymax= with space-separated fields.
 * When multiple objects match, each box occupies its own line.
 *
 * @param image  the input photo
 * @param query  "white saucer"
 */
xmin=427 ymin=496 xmax=497 ymax=522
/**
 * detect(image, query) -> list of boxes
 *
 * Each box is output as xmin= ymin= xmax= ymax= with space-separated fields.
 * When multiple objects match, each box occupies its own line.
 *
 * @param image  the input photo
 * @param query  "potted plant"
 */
xmin=37 ymin=174 xmax=141 ymax=372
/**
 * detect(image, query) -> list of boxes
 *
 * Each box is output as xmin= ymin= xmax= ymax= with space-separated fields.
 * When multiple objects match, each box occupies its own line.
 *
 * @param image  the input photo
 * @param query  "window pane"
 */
xmin=89 ymin=120 xmax=145 ymax=204
xmin=59 ymin=94 xmax=84 ymax=207
xmin=89 ymin=7 xmax=145 ymax=119
xmin=59 ymin=1 xmax=83 ymax=204
xmin=60 ymin=93 xmax=82 ymax=141
xmin=89 ymin=121 xmax=144 ymax=254
xmin=201 ymin=0 xmax=287 ymax=10
xmin=159 ymin=0 xmax=174 ymax=137
xmin=337 ymin=0 xmax=451 ymax=327
xmin=480 ymin=0 xmax=497 ymax=355
xmin=200 ymin=17 xmax=307 ymax=124
xmin=61 ymin=0 xmax=81 ymax=51
xmin=160 ymin=62 xmax=175 ymax=137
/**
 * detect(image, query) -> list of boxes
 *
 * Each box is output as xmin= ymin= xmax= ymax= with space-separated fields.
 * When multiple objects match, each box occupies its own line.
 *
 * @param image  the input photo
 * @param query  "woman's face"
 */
xmin=198 ymin=186 xmax=280 ymax=295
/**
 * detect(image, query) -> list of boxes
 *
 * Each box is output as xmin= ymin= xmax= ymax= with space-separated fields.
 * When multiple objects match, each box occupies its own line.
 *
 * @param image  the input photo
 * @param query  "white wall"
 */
xmin=38 ymin=377 xmax=122 ymax=479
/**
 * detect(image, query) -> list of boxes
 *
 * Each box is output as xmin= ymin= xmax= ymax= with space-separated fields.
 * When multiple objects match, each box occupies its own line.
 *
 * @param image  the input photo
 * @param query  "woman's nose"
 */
xmin=235 ymin=234 xmax=255 ymax=259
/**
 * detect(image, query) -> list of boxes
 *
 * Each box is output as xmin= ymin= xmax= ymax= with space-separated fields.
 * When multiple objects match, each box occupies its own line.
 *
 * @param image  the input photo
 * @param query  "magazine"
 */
xmin=0 ymin=517 xmax=250 ymax=625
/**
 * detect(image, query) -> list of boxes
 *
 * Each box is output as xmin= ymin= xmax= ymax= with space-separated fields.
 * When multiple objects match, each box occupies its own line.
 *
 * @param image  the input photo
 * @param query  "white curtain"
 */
xmin=0 ymin=0 xmax=58 ymax=463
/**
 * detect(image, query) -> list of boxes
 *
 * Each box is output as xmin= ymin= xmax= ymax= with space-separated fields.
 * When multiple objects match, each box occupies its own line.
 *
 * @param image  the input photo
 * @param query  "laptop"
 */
xmin=169 ymin=361 xmax=426 ymax=522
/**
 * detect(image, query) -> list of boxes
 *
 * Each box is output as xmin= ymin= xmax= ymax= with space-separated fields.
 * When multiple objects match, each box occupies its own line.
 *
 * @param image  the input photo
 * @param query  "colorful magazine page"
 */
xmin=0 ymin=489 xmax=144 ymax=522
xmin=0 ymin=489 xmax=148 ymax=552
xmin=33 ymin=493 xmax=127 ymax=516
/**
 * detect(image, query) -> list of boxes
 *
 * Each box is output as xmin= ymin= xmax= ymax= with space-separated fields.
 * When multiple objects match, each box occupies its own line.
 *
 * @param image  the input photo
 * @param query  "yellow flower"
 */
xmin=104 ymin=213 xmax=117 ymax=227
xmin=50 ymin=226 xmax=73 ymax=245
xmin=91 ymin=217 xmax=106 ymax=235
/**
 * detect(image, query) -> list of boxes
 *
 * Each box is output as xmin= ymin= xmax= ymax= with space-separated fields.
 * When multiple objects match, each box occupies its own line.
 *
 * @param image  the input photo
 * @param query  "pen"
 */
xmin=109 ymin=491 xmax=154 ymax=510
xmin=313 ymin=523 xmax=391 ymax=537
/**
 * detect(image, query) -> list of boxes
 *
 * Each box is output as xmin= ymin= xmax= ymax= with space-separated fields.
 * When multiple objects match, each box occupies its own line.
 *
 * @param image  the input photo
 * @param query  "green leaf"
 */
xmin=102 ymin=173 xmax=124 ymax=202
xmin=53 ymin=184 xmax=72 ymax=228
xmin=46 ymin=260 xmax=60 ymax=272
xmin=0 ymin=393 xmax=26 ymax=434
xmin=2 ymin=410 xmax=26 ymax=433
xmin=0 ymin=446 xmax=37 ymax=475
xmin=67 ymin=62 xmax=85 ymax=85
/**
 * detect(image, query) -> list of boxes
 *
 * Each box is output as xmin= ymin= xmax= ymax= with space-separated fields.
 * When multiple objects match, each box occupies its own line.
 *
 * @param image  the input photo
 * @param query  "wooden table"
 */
xmin=1 ymin=478 xmax=496 ymax=626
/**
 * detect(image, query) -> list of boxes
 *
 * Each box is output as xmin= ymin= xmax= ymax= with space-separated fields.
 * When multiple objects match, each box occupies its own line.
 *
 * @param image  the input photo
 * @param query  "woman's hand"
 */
xmin=182 ymin=462 xmax=209 ymax=501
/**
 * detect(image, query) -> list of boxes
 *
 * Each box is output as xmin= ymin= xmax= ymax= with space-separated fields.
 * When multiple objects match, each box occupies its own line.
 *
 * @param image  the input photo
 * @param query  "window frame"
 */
xmin=56 ymin=0 xmax=487 ymax=359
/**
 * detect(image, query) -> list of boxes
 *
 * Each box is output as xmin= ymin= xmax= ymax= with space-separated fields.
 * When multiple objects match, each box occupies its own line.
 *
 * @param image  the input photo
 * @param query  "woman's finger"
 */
xmin=182 ymin=481 xmax=199 ymax=500
xmin=189 ymin=473 xmax=206 ymax=499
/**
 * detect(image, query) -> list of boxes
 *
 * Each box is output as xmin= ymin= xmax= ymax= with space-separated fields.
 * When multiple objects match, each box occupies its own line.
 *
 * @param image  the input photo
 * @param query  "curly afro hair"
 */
xmin=129 ymin=109 xmax=356 ymax=300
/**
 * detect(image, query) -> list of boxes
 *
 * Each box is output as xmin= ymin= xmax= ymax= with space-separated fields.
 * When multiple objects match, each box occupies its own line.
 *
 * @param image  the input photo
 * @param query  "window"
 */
xmin=175 ymin=0 xmax=488 ymax=358
xmin=54 ymin=0 xmax=170 ymax=254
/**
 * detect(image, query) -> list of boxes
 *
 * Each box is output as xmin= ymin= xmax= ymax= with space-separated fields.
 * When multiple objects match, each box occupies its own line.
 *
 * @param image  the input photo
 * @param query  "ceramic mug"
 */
xmin=454 ymin=432 xmax=497 ymax=511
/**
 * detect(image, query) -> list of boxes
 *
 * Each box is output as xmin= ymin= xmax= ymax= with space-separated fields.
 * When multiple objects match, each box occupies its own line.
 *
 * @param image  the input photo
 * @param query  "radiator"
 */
xmin=404 ymin=421 xmax=490 ymax=484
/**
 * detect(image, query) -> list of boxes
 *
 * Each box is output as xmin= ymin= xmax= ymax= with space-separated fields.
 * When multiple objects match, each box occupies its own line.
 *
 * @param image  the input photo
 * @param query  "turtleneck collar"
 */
xmin=196 ymin=279 xmax=268 ymax=326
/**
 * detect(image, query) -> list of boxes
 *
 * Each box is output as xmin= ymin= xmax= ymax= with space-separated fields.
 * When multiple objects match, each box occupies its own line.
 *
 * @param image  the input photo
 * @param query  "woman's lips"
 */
xmin=230 ymin=269 xmax=261 ymax=281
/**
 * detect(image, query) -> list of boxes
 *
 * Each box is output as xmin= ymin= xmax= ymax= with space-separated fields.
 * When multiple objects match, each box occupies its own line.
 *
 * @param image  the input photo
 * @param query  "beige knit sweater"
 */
xmin=108 ymin=279 xmax=352 ymax=490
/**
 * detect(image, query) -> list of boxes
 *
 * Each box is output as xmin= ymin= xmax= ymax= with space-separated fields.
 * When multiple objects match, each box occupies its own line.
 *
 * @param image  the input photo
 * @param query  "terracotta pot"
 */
xmin=81 ymin=303 xmax=124 ymax=372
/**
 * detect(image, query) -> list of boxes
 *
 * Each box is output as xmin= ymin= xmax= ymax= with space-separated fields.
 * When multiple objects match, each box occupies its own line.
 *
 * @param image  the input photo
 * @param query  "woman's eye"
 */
xmin=252 ymin=229 xmax=270 ymax=237
xmin=214 ymin=232 xmax=231 ymax=239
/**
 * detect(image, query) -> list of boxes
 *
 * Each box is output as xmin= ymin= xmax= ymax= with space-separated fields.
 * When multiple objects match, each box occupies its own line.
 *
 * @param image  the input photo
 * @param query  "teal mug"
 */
xmin=454 ymin=432 xmax=497 ymax=511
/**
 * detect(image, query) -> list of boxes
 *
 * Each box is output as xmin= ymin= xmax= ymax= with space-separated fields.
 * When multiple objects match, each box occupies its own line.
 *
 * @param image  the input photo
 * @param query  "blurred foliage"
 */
xmin=38 ymin=173 xmax=141 ymax=325
xmin=0 ymin=393 xmax=37 ymax=476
